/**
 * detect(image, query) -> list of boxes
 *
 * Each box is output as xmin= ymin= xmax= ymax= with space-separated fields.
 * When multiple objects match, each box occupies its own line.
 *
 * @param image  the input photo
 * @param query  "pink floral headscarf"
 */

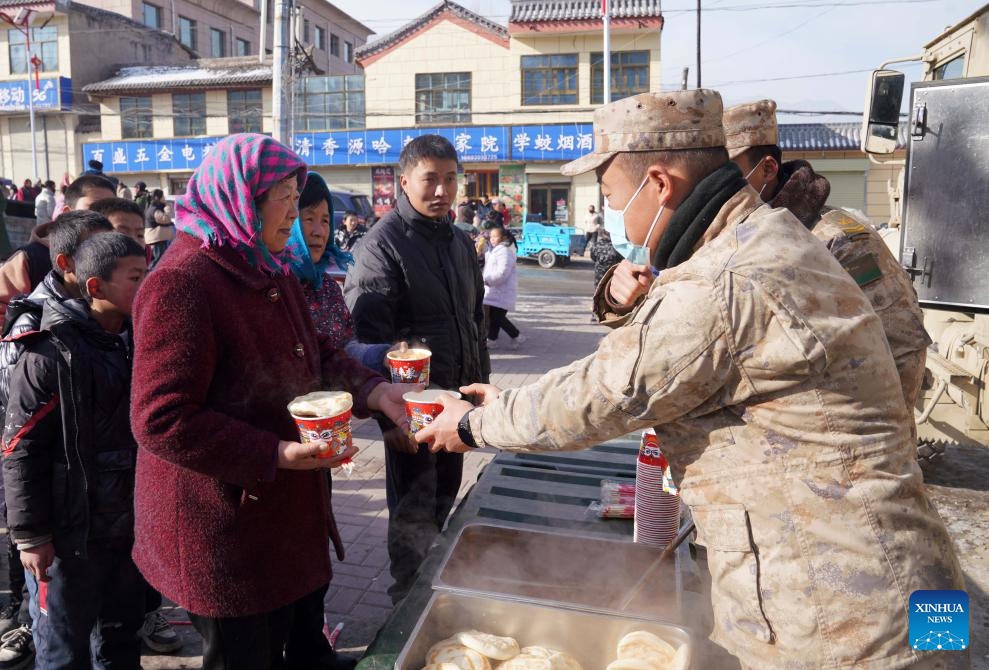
xmin=175 ymin=133 xmax=307 ymax=275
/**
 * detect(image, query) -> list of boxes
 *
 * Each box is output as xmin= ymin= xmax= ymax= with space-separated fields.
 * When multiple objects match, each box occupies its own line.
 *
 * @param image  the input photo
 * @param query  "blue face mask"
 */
xmin=602 ymin=176 xmax=665 ymax=266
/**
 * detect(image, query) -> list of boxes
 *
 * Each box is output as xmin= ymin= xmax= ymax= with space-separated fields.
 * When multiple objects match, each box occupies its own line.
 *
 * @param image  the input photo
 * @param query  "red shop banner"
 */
xmin=372 ymin=167 xmax=396 ymax=217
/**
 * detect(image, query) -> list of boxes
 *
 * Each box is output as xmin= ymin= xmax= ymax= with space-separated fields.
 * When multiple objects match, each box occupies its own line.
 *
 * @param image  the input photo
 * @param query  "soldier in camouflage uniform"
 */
xmin=723 ymin=99 xmax=931 ymax=416
xmin=417 ymin=91 xmax=967 ymax=669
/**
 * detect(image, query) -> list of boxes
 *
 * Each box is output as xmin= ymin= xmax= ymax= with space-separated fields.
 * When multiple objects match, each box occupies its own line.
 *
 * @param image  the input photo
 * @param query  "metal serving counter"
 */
xmin=353 ymin=437 xmax=710 ymax=669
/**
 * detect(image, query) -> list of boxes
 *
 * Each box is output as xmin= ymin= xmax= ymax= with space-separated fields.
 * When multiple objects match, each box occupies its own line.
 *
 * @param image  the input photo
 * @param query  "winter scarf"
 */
xmin=175 ymin=133 xmax=307 ymax=275
xmin=288 ymin=171 xmax=353 ymax=289
xmin=653 ymin=162 xmax=747 ymax=270
xmin=768 ymin=160 xmax=831 ymax=229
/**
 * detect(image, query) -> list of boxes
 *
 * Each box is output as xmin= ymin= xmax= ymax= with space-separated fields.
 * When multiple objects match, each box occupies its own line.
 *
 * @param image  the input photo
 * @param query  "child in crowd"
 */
xmin=2 ymin=232 xmax=148 ymax=667
xmin=89 ymin=198 xmax=147 ymax=246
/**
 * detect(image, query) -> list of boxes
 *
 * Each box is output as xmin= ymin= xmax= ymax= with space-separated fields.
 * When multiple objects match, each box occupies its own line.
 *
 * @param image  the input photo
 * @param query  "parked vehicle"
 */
xmin=328 ymin=186 xmax=375 ymax=230
xmin=516 ymin=221 xmax=588 ymax=269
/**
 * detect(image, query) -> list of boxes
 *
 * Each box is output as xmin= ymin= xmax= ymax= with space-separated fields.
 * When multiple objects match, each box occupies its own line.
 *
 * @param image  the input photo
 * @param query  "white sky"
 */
xmin=333 ymin=0 xmax=983 ymax=120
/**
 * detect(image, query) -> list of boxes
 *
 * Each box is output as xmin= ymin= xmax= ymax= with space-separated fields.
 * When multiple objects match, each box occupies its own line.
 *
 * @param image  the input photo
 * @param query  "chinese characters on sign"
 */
xmin=0 ymin=77 xmax=71 ymax=113
xmin=81 ymin=124 xmax=595 ymax=173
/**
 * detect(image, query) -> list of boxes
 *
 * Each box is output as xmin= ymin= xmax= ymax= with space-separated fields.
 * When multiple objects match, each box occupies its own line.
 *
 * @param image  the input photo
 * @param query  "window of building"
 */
xmin=415 ymin=72 xmax=471 ymax=125
xmin=209 ymin=28 xmax=226 ymax=57
xmin=933 ymin=55 xmax=965 ymax=80
xmin=142 ymin=2 xmax=163 ymax=29
xmin=303 ymin=19 xmax=310 ymax=43
xmin=591 ymin=51 xmax=649 ymax=104
xmin=314 ymin=25 xmax=326 ymax=50
xmin=329 ymin=33 xmax=339 ymax=56
xmin=236 ymin=38 xmax=250 ymax=56
xmin=343 ymin=41 xmax=353 ymax=63
xmin=521 ymin=54 xmax=578 ymax=105
xmin=120 ymin=95 xmax=153 ymax=139
xmin=169 ymin=177 xmax=190 ymax=195
xmin=228 ymin=89 xmax=262 ymax=134
xmin=173 ymin=92 xmax=206 ymax=136
xmin=8 ymin=25 xmax=58 ymax=73
xmin=178 ymin=16 xmax=196 ymax=49
xmin=295 ymin=75 xmax=364 ymax=131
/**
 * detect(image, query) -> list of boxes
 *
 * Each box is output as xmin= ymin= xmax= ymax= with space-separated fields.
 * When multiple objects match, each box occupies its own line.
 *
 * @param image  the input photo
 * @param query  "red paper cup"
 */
xmin=403 ymin=390 xmax=462 ymax=435
xmin=386 ymin=348 xmax=432 ymax=385
xmin=288 ymin=392 xmax=354 ymax=461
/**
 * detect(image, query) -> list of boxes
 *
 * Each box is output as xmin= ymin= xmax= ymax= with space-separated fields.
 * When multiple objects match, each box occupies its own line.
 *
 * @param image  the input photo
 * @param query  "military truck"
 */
xmin=861 ymin=4 xmax=989 ymax=447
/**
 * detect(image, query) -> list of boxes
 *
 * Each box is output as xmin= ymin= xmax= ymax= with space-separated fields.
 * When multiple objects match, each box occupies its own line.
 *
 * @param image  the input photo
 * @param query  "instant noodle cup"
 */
xmin=386 ymin=347 xmax=431 ymax=385
xmin=288 ymin=391 xmax=353 ymax=462
xmin=403 ymin=390 xmax=462 ymax=436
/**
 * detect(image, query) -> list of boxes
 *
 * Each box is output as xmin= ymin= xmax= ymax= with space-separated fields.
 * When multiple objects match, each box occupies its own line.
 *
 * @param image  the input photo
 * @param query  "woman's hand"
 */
xmin=460 ymin=383 xmax=503 ymax=406
xmin=277 ymin=440 xmax=358 ymax=469
xmin=367 ymin=381 xmax=423 ymax=432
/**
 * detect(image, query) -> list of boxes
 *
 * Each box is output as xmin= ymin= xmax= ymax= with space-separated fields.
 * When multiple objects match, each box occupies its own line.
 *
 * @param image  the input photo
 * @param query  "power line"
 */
xmin=706 ymin=67 xmax=874 ymax=86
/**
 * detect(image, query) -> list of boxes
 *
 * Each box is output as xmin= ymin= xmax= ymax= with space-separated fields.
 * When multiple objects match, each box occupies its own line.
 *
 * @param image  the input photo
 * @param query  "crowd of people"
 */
xmin=0 ymin=87 xmax=967 ymax=670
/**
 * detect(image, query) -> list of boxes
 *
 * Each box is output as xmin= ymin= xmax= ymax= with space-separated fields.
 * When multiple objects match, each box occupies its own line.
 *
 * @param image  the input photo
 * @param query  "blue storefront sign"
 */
xmin=81 ymin=123 xmax=595 ymax=173
xmin=83 ymin=137 xmax=219 ymax=173
xmin=509 ymin=123 xmax=594 ymax=162
xmin=0 ymin=77 xmax=72 ymax=113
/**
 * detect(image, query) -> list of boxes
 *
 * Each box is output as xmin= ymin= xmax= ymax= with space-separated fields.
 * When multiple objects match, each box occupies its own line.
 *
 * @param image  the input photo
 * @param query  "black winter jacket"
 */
xmin=344 ymin=194 xmax=490 ymax=392
xmin=2 ymin=297 xmax=136 ymax=557
xmin=0 ymin=271 xmax=71 ymax=418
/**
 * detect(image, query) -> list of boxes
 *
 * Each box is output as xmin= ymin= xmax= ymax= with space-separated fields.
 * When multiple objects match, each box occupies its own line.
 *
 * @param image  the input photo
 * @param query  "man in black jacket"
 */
xmin=344 ymin=135 xmax=490 ymax=604
xmin=3 ymin=232 xmax=148 ymax=667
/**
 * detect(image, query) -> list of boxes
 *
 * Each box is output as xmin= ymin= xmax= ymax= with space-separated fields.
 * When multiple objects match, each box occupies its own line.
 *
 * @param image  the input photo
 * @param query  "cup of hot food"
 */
xmin=403 ymin=389 xmax=462 ymax=437
xmin=288 ymin=391 xmax=354 ymax=461
xmin=386 ymin=347 xmax=432 ymax=385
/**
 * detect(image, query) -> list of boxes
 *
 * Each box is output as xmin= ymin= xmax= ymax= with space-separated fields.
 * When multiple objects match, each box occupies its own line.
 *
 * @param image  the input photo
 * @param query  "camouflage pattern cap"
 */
xmin=723 ymin=99 xmax=778 ymax=159
xmin=560 ymin=89 xmax=726 ymax=176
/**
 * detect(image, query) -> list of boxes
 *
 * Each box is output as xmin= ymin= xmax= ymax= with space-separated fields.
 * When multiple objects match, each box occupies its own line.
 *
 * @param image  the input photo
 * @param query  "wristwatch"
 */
xmin=457 ymin=409 xmax=478 ymax=449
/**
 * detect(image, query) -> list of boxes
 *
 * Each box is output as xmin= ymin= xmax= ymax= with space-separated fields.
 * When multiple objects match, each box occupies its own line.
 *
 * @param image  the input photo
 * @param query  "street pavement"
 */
xmin=127 ymin=256 xmax=601 ymax=667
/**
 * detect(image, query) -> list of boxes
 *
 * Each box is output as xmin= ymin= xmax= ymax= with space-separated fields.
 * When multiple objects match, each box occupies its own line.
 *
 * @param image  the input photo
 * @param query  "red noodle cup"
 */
xmin=288 ymin=391 xmax=353 ymax=462
xmin=403 ymin=389 xmax=462 ymax=435
xmin=386 ymin=348 xmax=431 ymax=385
xmin=639 ymin=428 xmax=668 ymax=468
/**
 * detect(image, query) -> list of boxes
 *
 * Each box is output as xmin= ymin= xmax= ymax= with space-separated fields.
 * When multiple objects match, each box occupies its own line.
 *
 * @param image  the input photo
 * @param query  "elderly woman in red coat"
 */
xmin=130 ymin=134 xmax=413 ymax=669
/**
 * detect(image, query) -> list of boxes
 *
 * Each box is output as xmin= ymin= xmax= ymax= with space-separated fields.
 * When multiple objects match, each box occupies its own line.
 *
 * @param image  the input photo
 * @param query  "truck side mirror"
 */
xmin=861 ymin=69 xmax=905 ymax=155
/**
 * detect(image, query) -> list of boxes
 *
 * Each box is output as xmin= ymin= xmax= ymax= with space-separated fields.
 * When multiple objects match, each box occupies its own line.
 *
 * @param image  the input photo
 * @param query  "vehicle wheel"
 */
xmin=537 ymin=249 xmax=557 ymax=269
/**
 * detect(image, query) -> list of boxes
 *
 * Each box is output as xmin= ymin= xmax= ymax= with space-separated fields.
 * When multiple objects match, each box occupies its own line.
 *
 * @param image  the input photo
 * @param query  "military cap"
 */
xmin=560 ymin=90 xmax=726 ymax=176
xmin=723 ymin=99 xmax=778 ymax=159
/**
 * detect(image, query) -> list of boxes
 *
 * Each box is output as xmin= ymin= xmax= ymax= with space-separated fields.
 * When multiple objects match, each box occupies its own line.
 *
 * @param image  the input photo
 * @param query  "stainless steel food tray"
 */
xmin=432 ymin=522 xmax=684 ymax=620
xmin=395 ymin=591 xmax=693 ymax=670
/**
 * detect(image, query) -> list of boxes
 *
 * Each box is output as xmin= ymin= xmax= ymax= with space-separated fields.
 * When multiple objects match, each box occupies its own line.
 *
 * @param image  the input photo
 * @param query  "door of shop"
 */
xmin=466 ymin=170 xmax=499 ymax=199
xmin=528 ymin=184 xmax=570 ymax=224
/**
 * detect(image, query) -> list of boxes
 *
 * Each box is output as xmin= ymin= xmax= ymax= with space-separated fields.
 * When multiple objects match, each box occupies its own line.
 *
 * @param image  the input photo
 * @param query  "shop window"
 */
xmin=521 ymin=54 xmax=577 ymax=106
xmin=415 ymin=72 xmax=471 ymax=125
xmin=120 ymin=95 xmax=153 ymax=139
xmin=591 ymin=51 xmax=649 ymax=104
xmin=528 ymin=185 xmax=570 ymax=224
xmin=173 ymin=92 xmax=206 ymax=137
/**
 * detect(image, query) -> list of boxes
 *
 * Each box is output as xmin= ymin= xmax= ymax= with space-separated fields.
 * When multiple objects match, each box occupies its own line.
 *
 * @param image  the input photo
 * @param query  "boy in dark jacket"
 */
xmin=0 ymin=211 xmax=113 ymax=661
xmin=2 ymin=232 xmax=148 ymax=668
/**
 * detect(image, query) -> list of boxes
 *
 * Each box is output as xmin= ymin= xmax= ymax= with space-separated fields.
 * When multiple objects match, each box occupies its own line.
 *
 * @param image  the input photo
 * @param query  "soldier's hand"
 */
xmin=21 ymin=542 xmax=55 ymax=583
xmin=460 ymin=383 xmax=502 ymax=406
xmin=382 ymin=426 xmax=419 ymax=455
xmin=609 ymin=260 xmax=654 ymax=306
xmin=277 ymin=440 xmax=359 ymax=469
xmin=416 ymin=394 xmax=475 ymax=453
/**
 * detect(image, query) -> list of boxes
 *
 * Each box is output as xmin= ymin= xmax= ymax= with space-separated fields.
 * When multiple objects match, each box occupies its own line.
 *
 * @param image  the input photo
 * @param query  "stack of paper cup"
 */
xmin=634 ymin=428 xmax=681 ymax=548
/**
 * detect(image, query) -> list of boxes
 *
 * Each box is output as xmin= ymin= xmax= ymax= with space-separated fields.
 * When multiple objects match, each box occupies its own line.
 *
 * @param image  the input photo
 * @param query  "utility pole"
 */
xmin=695 ymin=0 xmax=701 ymax=88
xmin=602 ymin=0 xmax=611 ymax=103
xmin=272 ymin=0 xmax=291 ymax=142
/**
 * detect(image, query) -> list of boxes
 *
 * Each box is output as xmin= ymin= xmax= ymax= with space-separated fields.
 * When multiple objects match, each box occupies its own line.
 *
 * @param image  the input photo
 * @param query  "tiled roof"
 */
xmin=357 ymin=0 xmax=508 ymax=59
xmin=510 ymin=0 xmax=662 ymax=22
xmin=83 ymin=59 xmax=272 ymax=94
xmin=779 ymin=122 xmax=908 ymax=151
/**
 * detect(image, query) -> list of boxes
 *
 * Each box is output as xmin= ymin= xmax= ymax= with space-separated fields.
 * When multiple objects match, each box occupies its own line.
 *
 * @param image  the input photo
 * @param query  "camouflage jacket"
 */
xmin=810 ymin=209 xmax=931 ymax=409
xmin=471 ymin=187 xmax=963 ymax=669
